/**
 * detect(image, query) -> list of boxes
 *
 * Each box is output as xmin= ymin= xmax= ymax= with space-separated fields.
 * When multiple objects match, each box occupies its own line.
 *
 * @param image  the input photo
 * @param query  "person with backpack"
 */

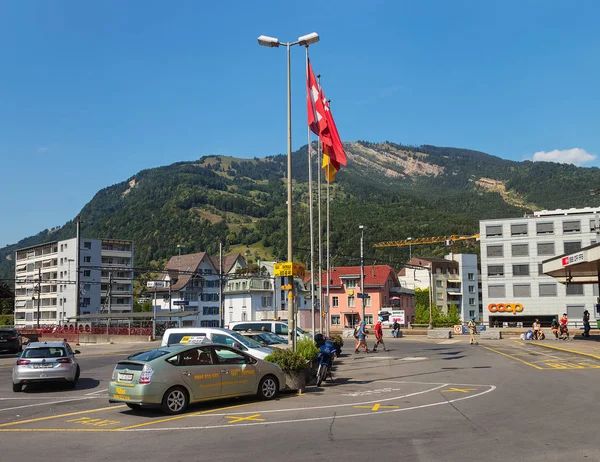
xmin=467 ymin=316 xmax=478 ymax=345
xmin=373 ymin=319 xmax=389 ymax=352
xmin=354 ymin=321 xmax=369 ymax=353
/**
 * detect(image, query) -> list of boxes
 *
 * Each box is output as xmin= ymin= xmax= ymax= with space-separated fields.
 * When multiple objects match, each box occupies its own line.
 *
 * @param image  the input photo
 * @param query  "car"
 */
xmin=239 ymin=330 xmax=288 ymax=349
xmin=228 ymin=321 xmax=310 ymax=341
xmin=0 ymin=328 xmax=22 ymax=354
xmin=108 ymin=342 xmax=285 ymax=415
xmin=12 ymin=341 xmax=81 ymax=392
xmin=160 ymin=327 xmax=275 ymax=360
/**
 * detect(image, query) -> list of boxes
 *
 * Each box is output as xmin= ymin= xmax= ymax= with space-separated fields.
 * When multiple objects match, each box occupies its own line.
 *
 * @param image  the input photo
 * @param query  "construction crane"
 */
xmin=373 ymin=234 xmax=480 ymax=248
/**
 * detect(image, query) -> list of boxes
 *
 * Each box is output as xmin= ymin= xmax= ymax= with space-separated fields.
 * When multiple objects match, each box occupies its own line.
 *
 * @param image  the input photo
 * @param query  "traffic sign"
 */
xmin=147 ymin=281 xmax=167 ymax=288
xmin=356 ymin=293 xmax=370 ymax=299
xmin=281 ymin=284 xmax=293 ymax=290
xmin=173 ymin=300 xmax=189 ymax=306
xmin=274 ymin=262 xmax=306 ymax=278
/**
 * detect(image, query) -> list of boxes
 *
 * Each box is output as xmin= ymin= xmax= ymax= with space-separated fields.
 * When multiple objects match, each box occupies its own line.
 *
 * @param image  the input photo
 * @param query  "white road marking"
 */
xmin=438 ymin=340 xmax=460 ymax=344
xmin=400 ymin=357 xmax=428 ymax=361
xmin=85 ymin=389 xmax=108 ymax=396
xmin=121 ymin=386 xmax=497 ymax=432
xmin=0 ymin=396 xmax=104 ymax=412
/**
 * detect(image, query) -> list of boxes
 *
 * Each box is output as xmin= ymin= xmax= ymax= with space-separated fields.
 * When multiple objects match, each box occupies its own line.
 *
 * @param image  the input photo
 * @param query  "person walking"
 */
xmin=354 ymin=321 xmax=369 ymax=353
xmin=373 ymin=319 xmax=389 ymax=352
xmin=392 ymin=320 xmax=400 ymax=338
xmin=583 ymin=309 xmax=591 ymax=337
xmin=468 ymin=316 xmax=478 ymax=345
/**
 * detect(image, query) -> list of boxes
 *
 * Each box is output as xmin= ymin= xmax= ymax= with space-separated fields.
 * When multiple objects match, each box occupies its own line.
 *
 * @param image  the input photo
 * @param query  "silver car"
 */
xmin=12 ymin=341 xmax=81 ymax=392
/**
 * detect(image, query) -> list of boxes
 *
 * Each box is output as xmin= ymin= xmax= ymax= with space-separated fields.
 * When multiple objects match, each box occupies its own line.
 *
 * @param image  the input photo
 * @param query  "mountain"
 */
xmin=2 ymin=142 xmax=600 ymax=285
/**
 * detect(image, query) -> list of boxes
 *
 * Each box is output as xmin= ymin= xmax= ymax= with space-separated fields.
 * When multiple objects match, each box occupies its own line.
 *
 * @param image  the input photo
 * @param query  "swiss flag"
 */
xmin=561 ymin=256 xmax=569 ymax=266
xmin=307 ymin=59 xmax=326 ymax=136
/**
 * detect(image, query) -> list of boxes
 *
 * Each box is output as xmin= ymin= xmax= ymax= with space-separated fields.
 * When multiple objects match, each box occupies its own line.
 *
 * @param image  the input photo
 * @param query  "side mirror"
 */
xmin=74 ymin=350 xmax=81 ymax=355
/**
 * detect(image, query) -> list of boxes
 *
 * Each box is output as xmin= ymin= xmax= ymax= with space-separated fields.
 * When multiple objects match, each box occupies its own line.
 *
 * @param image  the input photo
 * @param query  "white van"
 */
xmin=160 ymin=327 xmax=274 ymax=360
xmin=227 ymin=321 xmax=309 ymax=340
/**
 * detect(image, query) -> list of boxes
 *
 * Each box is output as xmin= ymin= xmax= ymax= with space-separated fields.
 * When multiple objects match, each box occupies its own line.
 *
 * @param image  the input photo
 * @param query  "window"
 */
xmin=348 ymin=296 xmax=355 ymax=308
xmin=261 ymin=296 xmax=272 ymax=308
xmin=468 ymin=273 xmax=474 ymax=281
xmin=213 ymin=346 xmax=252 ymax=365
xmin=203 ymin=306 xmax=219 ymax=316
xmin=511 ymin=223 xmax=528 ymax=236
xmin=487 ymin=245 xmax=504 ymax=258
xmin=274 ymin=324 xmax=289 ymax=335
xmin=590 ymin=218 xmax=599 ymax=232
xmin=469 ymin=310 xmax=475 ymax=318
xmin=83 ymin=242 xmax=92 ymax=250
xmin=468 ymin=285 xmax=475 ymax=293
xmin=564 ymin=241 xmax=582 ymax=254
xmin=364 ymin=314 xmax=373 ymax=324
xmin=566 ymin=284 xmax=584 ymax=296
xmin=488 ymin=285 xmax=505 ymax=298
xmin=513 ymin=284 xmax=531 ymax=297
xmin=511 ymin=244 xmax=529 ymax=257
xmin=538 ymin=263 xmax=544 ymax=275
xmin=332 ymin=296 xmax=339 ymax=307
xmin=563 ymin=220 xmax=581 ymax=233
xmin=346 ymin=279 xmax=357 ymax=289
xmin=536 ymin=222 xmax=554 ymax=235
xmin=488 ymin=265 xmax=504 ymax=277
xmin=83 ymin=270 xmax=91 ymax=277
xmin=512 ymin=264 xmax=530 ymax=276
xmin=539 ymin=283 xmax=557 ymax=297
xmin=436 ymin=280 xmax=443 ymax=288
xmin=83 ymin=284 xmax=91 ymax=291
xmin=469 ymin=298 xmax=475 ymax=305
xmin=181 ymin=347 xmax=213 ymax=366
xmin=200 ymin=320 xmax=220 ymax=327
xmin=537 ymin=242 xmax=555 ymax=256
xmin=486 ymin=225 xmax=503 ymax=237
xmin=331 ymin=315 xmax=340 ymax=326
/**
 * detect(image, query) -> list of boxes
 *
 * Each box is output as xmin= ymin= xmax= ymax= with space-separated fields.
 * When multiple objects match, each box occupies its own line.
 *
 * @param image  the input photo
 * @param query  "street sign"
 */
xmin=356 ymin=293 xmax=370 ymax=299
xmin=281 ymin=284 xmax=293 ymax=290
xmin=173 ymin=300 xmax=189 ymax=306
xmin=274 ymin=262 xmax=306 ymax=278
xmin=147 ymin=281 xmax=167 ymax=288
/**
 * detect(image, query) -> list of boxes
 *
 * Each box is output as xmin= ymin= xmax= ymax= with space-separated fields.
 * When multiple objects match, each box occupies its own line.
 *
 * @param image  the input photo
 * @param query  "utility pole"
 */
xmin=76 ymin=216 xmax=81 ymax=324
xmin=360 ymin=226 xmax=365 ymax=321
xmin=152 ymin=283 xmax=157 ymax=341
xmin=36 ymin=268 xmax=41 ymax=328
xmin=107 ymin=270 xmax=113 ymax=335
xmin=428 ymin=265 xmax=433 ymax=329
xmin=219 ymin=241 xmax=224 ymax=328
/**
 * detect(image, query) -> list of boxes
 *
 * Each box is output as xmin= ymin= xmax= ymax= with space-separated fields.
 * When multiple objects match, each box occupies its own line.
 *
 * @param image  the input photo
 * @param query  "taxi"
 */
xmin=108 ymin=342 xmax=284 ymax=415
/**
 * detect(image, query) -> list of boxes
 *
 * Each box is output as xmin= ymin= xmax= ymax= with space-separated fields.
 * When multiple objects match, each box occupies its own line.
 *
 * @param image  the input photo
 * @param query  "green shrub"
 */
xmin=264 ymin=348 xmax=308 ymax=372
xmin=0 ymin=315 xmax=14 ymax=327
xmin=296 ymin=338 xmax=319 ymax=361
xmin=331 ymin=334 xmax=344 ymax=348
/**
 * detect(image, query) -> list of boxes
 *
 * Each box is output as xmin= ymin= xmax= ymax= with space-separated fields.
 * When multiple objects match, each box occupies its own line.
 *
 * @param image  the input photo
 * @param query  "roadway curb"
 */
xmin=528 ymin=342 xmax=600 ymax=360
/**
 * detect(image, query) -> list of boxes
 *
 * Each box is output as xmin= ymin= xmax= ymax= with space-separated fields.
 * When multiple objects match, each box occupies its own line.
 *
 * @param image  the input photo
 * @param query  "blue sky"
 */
xmin=1 ymin=0 xmax=599 ymax=247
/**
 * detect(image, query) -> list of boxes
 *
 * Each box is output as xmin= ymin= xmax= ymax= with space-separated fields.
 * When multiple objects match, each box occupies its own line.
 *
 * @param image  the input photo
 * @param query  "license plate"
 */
xmin=118 ymin=373 xmax=133 ymax=381
xmin=33 ymin=364 xmax=53 ymax=369
xmin=0 ymin=339 xmax=7 ymax=342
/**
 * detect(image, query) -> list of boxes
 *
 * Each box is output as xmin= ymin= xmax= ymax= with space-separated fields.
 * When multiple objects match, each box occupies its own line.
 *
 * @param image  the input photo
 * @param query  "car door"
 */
xmin=212 ymin=346 xmax=258 ymax=397
xmin=177 ymin=347 xmax=222 ymax=401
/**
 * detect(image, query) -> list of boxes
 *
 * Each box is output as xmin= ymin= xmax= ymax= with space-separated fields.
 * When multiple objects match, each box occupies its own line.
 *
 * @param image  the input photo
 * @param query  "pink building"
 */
xmin=321 ymin=265 xmax=414 ymax=328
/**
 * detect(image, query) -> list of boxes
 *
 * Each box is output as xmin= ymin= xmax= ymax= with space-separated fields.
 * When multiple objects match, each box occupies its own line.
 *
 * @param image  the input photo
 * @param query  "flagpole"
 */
xmin=326 ymin=165 xmax=330 ymax=338
xmin=306 ymin=46 xmax=316 ymax=340
xmin=317 ymin=134 xmax=323 ymax=335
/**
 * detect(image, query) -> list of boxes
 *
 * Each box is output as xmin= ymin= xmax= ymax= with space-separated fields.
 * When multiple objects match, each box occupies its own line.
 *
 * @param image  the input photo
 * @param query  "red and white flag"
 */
xmin=307 ymin=59 xmax=326 ymax=137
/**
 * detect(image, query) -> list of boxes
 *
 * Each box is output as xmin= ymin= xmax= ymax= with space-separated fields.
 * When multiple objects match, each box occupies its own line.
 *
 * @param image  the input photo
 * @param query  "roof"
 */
xmin=321 ymin=265 xmax=396 ymax=288
xmin=165 ymin=252 xmax=211 ymax=291
xmin=210 ymin=253 xmax=245 ymax=274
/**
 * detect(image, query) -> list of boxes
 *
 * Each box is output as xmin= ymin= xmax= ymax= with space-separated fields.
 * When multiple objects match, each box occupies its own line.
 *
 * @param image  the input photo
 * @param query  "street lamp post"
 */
xmin=407 ymin=237 xmax=413 ymax=260
xmin=258 ymin=32 xmax=319 ymax=350
xmin=360 ymin=226 xmax=365 ymax=321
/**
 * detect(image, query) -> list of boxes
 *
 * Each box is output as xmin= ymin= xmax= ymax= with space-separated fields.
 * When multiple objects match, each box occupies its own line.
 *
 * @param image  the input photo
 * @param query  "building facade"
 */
xmin=480 ymin=207 xmax=600 ymax=327
xmin=14 ymin=238 xmax=134 ymax=327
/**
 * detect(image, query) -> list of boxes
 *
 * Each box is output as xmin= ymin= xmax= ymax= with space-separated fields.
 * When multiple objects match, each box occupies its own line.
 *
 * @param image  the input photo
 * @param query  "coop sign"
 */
xmin=561 ymin=252 xmax=585 ymax=267
xmin=488 ymin=303 xmax=523 ymax=315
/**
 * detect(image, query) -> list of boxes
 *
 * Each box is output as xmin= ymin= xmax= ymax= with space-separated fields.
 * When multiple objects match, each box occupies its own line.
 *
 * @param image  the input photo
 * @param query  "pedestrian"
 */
xmin=559 ymin=313 xmax=569 ymax=340
xmin=354 ymin=321 xmax=369 ymax=353
xmin=532 ymin=319 xmax=541 ymax=340
xmin=583 ymin=309 xmax=591 ymax=337
xmin=468 ymin=316 xmax=478 ymax=345
xmin=392 ymin=320 xmax=400 ymax=338
xmin=373 ymin=319 xmax=389 ymax=352
xmin=550 ymin=318 xmax=559 ymax=340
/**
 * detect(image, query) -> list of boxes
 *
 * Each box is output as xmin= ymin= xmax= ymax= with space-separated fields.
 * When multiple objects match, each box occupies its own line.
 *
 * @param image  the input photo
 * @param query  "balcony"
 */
xmin=101 ymin=249 xmax=133 ymax=258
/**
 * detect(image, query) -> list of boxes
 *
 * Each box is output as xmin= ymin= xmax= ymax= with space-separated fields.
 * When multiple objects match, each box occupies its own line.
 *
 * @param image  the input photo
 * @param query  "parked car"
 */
xmin=160 ymin=327 xmax=274 ymax=360
xmin=108 ymin=343 xmax=284 ymax=414
xmin=12 ymin=341 xmax=81 ymax=392
xmin=228 ymin=321 xmax=310 ymax=340
xmin=0 ymin=328 xmax=22 ymax=354
xmin=239 ymin=330 xmax=288 ymax=349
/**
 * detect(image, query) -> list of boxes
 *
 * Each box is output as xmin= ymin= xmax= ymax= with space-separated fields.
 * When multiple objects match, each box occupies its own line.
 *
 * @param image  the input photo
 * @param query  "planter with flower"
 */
xmin=264 ymin=348 xmax=309 ymax=391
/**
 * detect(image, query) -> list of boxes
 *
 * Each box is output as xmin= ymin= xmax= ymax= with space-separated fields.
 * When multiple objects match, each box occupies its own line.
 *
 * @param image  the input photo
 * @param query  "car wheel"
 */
xmin=74 ymin=366 xmax=80 ymax=382
xmin=257 ymin=375 xmax=278 ymax=400
xmin=12 ymin=383 xmax=21 ymax=393
xmin=161 ymin=386 xmax=189 ymax=415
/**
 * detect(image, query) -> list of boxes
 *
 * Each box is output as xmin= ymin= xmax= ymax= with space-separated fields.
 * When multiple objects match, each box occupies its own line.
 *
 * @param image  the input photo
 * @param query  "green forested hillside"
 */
xmin=2 ymin=142 xmax=600 ymax=288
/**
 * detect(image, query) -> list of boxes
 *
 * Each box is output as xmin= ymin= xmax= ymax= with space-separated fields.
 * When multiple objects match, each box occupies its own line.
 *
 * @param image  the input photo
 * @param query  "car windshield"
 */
xmin=22 ymin=347 xmax=66 ymax=359
xmin=228 ymin=330 xmax=262 ymax=348
xmin=128 ymin=349 xmax=171 ymax=362
xmin=261 ymin=332 xmax=286 ymax=343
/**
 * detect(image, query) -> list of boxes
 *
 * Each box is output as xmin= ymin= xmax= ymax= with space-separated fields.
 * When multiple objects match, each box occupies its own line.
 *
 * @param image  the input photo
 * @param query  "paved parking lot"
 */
xmin=1 ymin=338 xmax=600 ymax=461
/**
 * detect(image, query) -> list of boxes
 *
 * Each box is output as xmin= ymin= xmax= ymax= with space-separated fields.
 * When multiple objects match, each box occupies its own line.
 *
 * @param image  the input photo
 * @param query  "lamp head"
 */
xmin=258 ymin=35 xmax=280 ymax=47
xmin=297 ymin=32 xmax=320 ymax=46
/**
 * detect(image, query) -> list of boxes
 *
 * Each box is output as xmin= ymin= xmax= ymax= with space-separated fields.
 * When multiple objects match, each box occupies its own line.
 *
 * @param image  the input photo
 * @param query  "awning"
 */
xmin=542 ymin=243 xmax=600 ymax=284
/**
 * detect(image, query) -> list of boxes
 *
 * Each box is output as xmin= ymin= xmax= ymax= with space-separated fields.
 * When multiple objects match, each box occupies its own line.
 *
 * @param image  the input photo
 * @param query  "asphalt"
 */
xmin=0 ymin=338 xmax=599 ymax=461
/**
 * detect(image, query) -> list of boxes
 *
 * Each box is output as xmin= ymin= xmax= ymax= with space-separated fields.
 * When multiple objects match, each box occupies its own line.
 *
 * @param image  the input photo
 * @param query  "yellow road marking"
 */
xmin=226 ymin=413 xmax=264 ymax=424
xmin=66 ymin=417 xmax=120 ymax=427
xmin=115 ymin=402 xmax=251 ymax=430
xmin=530 ymin=343 xmax=600 ymax=360
xmin=354 ymin=403 xmax=399 ymax=411
xmin=484 ymin=346 xmax=544 ymax=370
xmin=442 ymin=388 xmax=477 ymax=393
xmin=0 ymin=405 xmax=126 ymax=428
xmin=0 ymin=428 xmax=116 ymax=432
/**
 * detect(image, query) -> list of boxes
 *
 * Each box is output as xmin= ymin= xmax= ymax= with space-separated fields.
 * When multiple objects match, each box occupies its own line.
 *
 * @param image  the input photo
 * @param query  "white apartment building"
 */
xmin=14 ymin=238 xmax=134 ymax=327
xmin=480 ymin=207 xmax=600 ymax=327
xmin=398 ymin=254 xmax=480 ymax=321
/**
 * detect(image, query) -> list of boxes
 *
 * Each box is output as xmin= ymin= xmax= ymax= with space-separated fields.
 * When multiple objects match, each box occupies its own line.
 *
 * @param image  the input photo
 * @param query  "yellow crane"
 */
xmin=373 ymin=234 xmax=480 ymax=248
